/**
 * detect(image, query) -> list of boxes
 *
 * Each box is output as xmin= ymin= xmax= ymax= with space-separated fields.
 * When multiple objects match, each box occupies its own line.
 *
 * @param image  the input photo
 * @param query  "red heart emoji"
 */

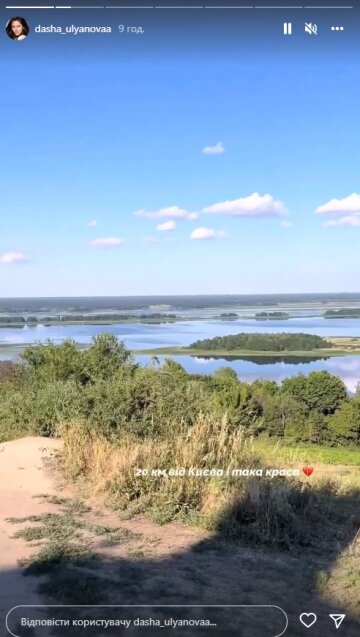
xmin=303 ymin=467 xmax=314 ymax=476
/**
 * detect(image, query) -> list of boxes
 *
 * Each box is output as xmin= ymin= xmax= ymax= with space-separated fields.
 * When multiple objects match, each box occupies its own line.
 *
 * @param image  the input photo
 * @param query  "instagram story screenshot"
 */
xmin=0 ymin=1 xmax=359 ymax=636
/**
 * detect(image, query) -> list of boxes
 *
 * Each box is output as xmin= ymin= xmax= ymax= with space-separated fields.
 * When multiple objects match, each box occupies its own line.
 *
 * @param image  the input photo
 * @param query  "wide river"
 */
xmin=1 ymin=317 xmax=360 ymax=392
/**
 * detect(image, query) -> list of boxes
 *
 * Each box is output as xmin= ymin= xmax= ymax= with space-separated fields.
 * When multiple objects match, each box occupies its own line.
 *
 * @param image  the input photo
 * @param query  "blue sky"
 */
xmin=0 ymin=11 xmax=359 ymax=296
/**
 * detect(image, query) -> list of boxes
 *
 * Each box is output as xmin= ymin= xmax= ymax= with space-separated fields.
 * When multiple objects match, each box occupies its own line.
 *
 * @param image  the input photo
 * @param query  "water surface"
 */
xmin=2 ymin=318 xmax=360 ymax=391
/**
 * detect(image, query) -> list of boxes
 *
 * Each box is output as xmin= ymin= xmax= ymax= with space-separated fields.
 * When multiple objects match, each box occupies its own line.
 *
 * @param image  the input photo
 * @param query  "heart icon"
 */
xmin=299 ymin=613 xmax=317 ymax=628
xmin=303 ymin=466 xmax=314 ymax=477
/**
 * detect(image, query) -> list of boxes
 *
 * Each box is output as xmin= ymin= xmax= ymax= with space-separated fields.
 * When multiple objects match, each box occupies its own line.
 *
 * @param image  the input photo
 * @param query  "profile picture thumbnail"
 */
xmin=6 ymin=16 xmax=29 ymax=41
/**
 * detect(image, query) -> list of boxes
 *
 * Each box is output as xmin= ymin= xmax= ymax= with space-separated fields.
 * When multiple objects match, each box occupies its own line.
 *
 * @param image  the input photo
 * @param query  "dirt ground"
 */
xmin=0 ymin=438 xmax=65 ymax=635
xmin=1 ymin=437 xmax=359 ymax=637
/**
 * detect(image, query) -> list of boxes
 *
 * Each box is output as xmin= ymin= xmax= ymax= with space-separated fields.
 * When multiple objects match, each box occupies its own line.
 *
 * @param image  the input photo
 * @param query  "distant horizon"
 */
xmin=1 ymin=292 xmax=360 ymax=302
xmin=1 ymin=292 xmax=360 ymax=299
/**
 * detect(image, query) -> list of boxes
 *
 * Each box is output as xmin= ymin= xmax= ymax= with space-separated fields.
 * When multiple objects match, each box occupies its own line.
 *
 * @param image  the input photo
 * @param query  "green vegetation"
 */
xmin=0 ymin=313 xmax=178 ymax=327
xmin=2 ymin=324 xmax=359 ymax=624
xmin=190 ymin=332 xmax=333 ymax=352
xmin=2 ymin=333 xmax=360 ymax=624
xmin=219 ymin=312 xmax=238 ymax=319
xmin=253 ymin=441 xmax=360 ymax=466
xmin=136 ymin=335 xmax=360 ymax=358
xmin=7 ymin=498 xmax=95 ymax=574
xmin=1 ymin=334 xmax=359 ymax=449
xmin=134 ymin=347 xmax=359 ymax=358
xmin=7 ymin=494 xmax=148 ymax=619
xmin=0 ymin=315 xmax=28 ymax=324
xmin=255 ymin=311 xmax=289 ymax=319
xmin=0 ymin=360 xmax=16 ymax=380
xmin=325 ymin=308 xmax=360 ymax=318
xmin=60 ymin=414 xmax=359 ymax=555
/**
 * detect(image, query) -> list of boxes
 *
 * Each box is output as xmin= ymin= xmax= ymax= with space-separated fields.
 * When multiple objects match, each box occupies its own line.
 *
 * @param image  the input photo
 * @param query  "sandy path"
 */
xmin=1 ymin=437 xmax=359 ymax=637
xmin=0 ymin=437 xmax=63 ymax=632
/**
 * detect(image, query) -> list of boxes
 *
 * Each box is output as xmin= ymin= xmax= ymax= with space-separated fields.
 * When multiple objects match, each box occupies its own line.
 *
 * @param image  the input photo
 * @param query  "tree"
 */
xmin=282 ymin=371 xmax=347 ymax=415
xmin=327 ymin=399 xmax=360 ymax=445
xmin=306 ymin=371 xmax=347 ymax=415
xmin=85 ymin=333 xmax=134 ymax=380
xmin=211 ymin=375 xmax=242 ymax=425
xmin=251 ymin=379 xmax=278 ymax=395
xmin=307 ymin=411 xmax=327 ymax=444
xmin=263 ymin=394 xmax=307 ymax=439
xmin=281 ymin=374 xmax=308 ymax=405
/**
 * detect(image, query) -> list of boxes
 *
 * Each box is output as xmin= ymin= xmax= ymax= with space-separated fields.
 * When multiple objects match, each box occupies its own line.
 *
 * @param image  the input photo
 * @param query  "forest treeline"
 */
xmin=190 ymin=332 xmax=333 ymax=351
xmin=0 ymin=313 xmax=177 ymax=325
xmin=0 ymin=334 xmax=359 ymax=447
xmin=325 ymin=309 xmax=360 ymax=318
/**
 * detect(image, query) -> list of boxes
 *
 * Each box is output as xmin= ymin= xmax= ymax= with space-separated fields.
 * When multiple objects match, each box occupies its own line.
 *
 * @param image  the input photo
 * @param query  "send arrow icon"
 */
xmin=329 ymin=614 xmax=346 ymax=629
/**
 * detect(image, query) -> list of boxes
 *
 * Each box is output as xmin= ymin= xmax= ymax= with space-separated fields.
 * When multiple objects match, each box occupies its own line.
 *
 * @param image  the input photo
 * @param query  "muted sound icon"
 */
xmin=305 ymin=23 xmax=318 ymax=35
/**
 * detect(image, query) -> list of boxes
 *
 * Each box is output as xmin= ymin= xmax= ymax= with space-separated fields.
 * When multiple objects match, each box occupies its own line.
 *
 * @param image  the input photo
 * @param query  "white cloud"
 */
xmin=134 ymin=206 xmax=198 ymax=221
xmin=202 ymin=141 xmax=225 ymax=155
xmin=1 ymin=252 xmax=26 ymax=264
xmin=156 ymin=220 xmax=176 ymax=232
xmin=203 ymin=192 xmax=287 ymax=217
xmin=88 ymin=220 xmax=97 ymax=228
xmin=323 ymin=215 xmax=360 ymax=228
xmin=90 ymin=237 xmax=124 ymax=248
xmin=190 ymin=227 xmax=227 ymax=240
xmin=280 ymin=221 xmax=292 ymax=228
xmin=315 ymin=193 xmax=360 ymax=215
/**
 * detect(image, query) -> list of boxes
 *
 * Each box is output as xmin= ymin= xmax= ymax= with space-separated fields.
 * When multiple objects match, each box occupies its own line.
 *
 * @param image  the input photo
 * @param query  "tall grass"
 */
xmin=60 ymin=417 xmax=359 ymax=551
xmin=60 ymin=415 xmax=255 ymax=509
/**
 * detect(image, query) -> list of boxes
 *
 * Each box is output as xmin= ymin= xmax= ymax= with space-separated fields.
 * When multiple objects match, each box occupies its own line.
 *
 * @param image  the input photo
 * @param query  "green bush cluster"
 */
xmin=0 ymin=333 xmax=359 ymax=446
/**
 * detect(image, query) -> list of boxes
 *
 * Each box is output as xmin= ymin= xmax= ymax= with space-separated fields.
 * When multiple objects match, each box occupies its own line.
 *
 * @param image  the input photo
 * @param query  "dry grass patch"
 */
xmin=59 ymin=418 xmax=360 ymax=553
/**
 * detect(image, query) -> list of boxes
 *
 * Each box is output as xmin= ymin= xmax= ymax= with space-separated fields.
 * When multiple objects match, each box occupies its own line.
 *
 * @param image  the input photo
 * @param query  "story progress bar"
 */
xmin=4 ymin=4 xmax=355 ymax=9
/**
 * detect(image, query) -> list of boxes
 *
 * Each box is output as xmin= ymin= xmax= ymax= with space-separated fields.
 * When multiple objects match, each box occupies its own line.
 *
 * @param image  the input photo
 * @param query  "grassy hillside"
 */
xmin=1 ymin=335 xmax=359 ymax=625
